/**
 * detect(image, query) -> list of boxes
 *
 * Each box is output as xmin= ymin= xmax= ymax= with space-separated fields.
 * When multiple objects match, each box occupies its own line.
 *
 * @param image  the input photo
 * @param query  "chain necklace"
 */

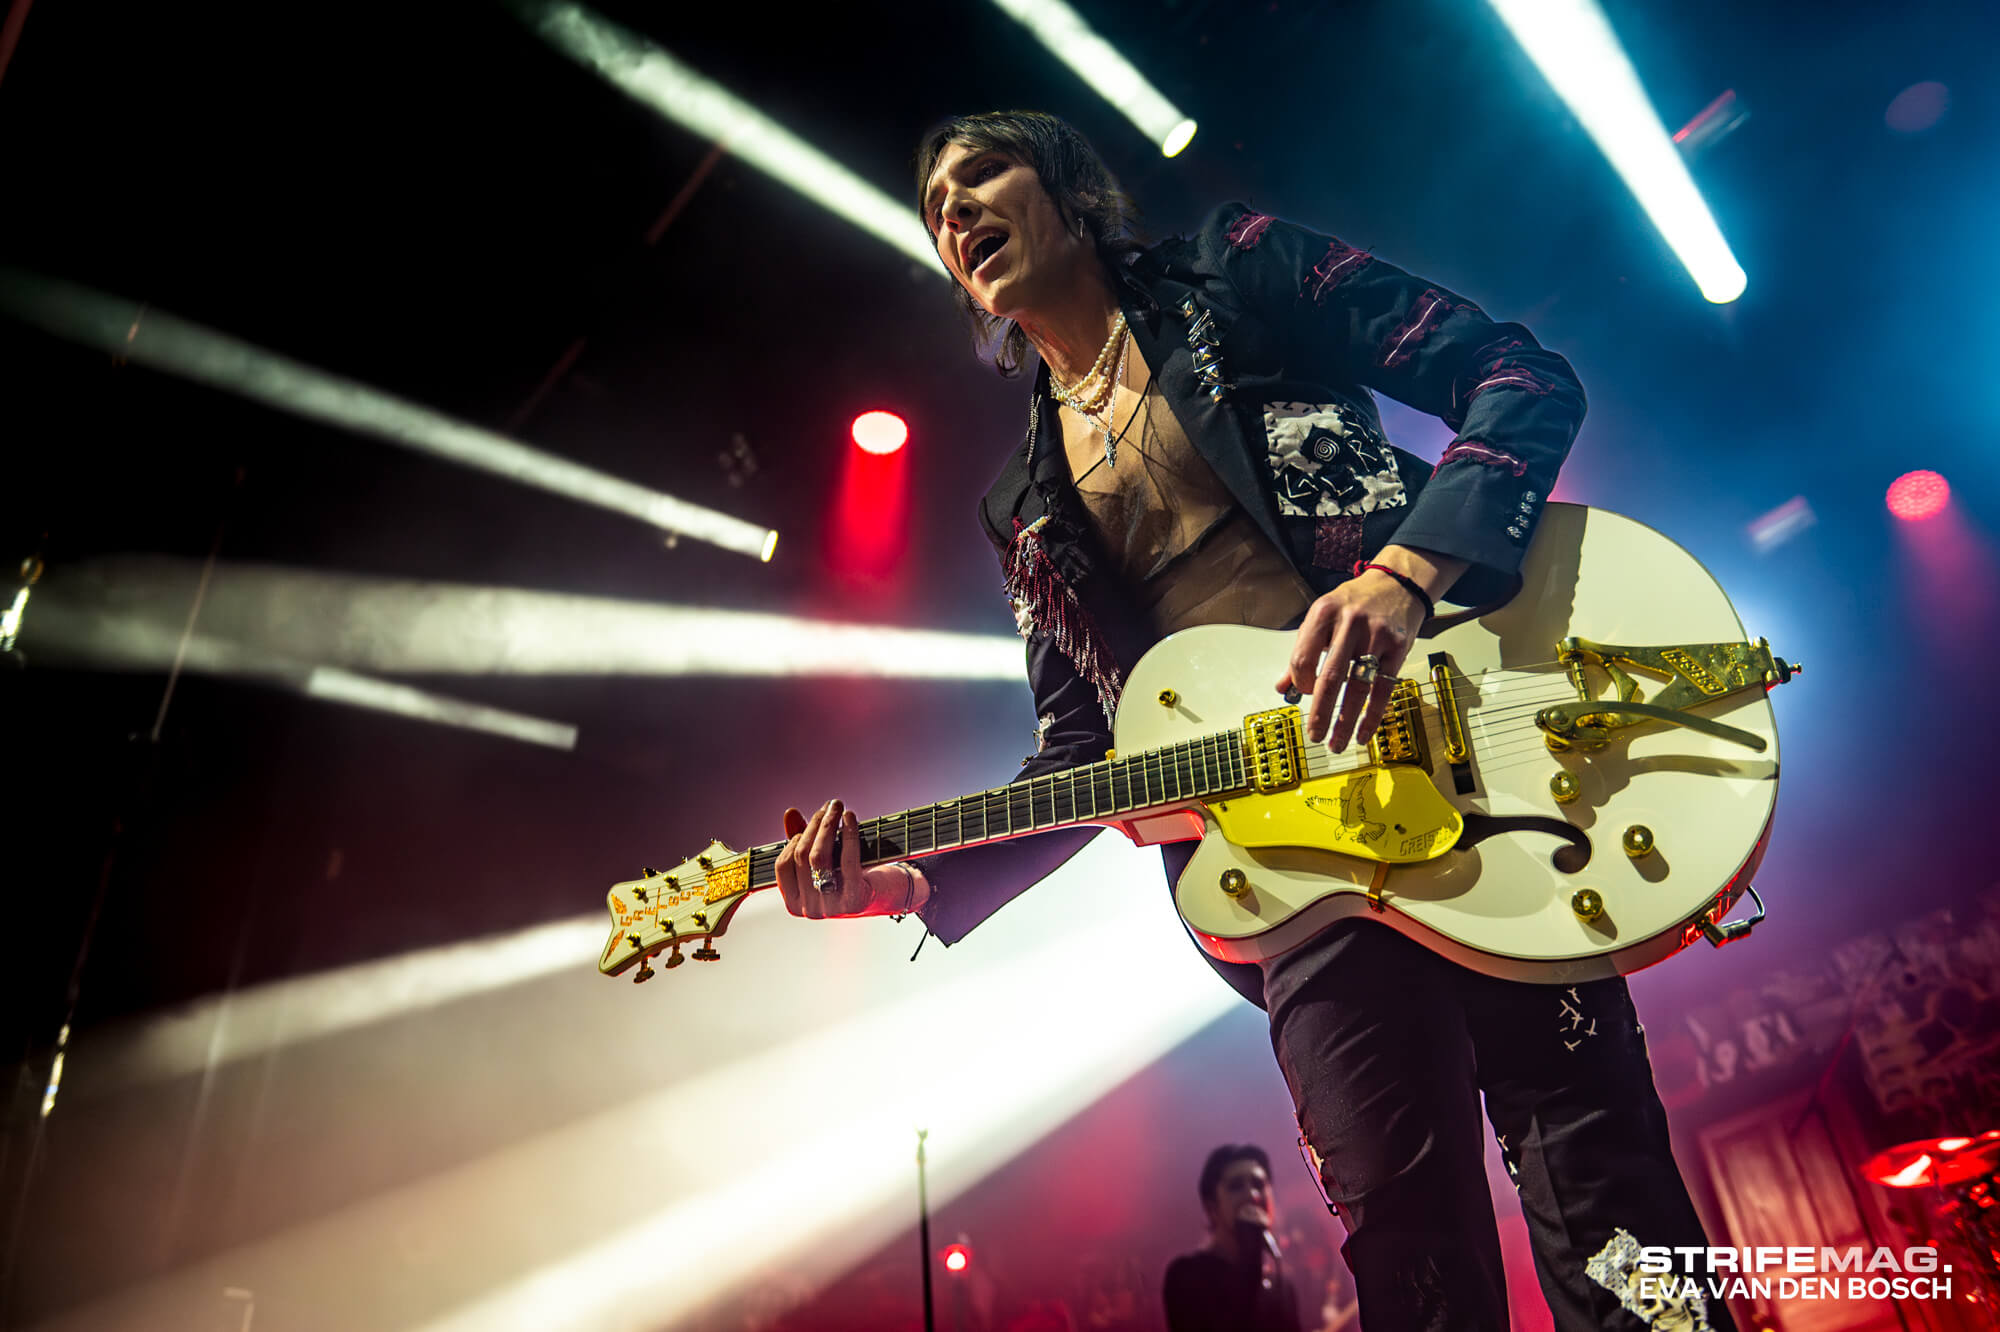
xmin=1094 ymin=334 xmax=1132 ymax=468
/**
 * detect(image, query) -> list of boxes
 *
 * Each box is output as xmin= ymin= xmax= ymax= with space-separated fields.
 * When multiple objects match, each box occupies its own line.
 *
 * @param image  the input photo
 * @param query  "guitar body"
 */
xmin=1112 ymin=503 xmax=1781 ymax=984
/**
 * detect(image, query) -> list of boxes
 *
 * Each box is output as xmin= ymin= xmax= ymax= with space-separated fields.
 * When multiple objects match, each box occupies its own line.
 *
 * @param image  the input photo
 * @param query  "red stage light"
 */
xmin=941 ymin=1243 xmax=971 ymax=1273
xmin=851 ymin=411 xmax=908 ymax=455
xmin=1886 ymin=470 xmax=1949 ymax=521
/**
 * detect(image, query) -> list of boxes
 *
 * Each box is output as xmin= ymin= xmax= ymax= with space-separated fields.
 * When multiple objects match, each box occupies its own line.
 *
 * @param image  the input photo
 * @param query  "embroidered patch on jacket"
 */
xmin=1585 ymin=1229 xmax=1713 ymax=1331
xmin=1226 ymin=211 xmax=1275 ymax=249
xmin=1379 ymin=289 xmax=1473 ymax=369
xmin=1303 ymin=238 xmax=1371 ymax=304
xmin=1263 ymin=402 xmax=1407 ymax=520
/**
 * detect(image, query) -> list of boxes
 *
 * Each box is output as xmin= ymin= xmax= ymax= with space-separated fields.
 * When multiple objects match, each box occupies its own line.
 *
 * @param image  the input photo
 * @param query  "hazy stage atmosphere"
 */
xmin=3 ymin=1 xmax=1998 ymax=1329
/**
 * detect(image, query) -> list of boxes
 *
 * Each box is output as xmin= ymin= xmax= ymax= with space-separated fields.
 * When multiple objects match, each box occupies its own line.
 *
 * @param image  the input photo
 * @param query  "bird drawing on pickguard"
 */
xmin=1304 ymin=779 xmax=1387 ymax=844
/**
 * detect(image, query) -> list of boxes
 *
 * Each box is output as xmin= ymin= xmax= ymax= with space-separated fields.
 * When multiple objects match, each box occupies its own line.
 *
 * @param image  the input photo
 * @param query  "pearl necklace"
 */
xmin=1048 ymin=312 xmax=1128 ymax=420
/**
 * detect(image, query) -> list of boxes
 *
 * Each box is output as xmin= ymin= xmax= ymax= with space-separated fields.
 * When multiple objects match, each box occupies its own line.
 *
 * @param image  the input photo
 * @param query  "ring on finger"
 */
xmin=1348 ymin=653 xmax=1380 ymax=685
xmin=810 ymin=866 xmax=840 ymax=892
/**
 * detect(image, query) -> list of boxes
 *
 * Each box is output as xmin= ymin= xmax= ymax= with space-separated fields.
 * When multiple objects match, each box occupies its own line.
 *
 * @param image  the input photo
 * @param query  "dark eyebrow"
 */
xmin=925 ymin=152 xmax=995 ymax=216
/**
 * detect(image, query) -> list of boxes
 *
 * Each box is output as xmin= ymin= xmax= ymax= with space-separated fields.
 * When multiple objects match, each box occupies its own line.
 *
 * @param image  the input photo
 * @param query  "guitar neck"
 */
xmin=740 ymin=730 xmax=1253 ymax=889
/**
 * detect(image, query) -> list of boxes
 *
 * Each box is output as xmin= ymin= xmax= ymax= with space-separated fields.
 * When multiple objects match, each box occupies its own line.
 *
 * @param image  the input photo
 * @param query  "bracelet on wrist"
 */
xmin=890 ymin=862 xmax=919 ymax=920
xmin=1350 ymin=560 xmax=1436 ymax=621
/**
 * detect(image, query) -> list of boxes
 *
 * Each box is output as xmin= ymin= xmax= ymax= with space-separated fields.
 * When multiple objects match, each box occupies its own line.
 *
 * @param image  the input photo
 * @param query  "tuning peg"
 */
xmin=633 ymin=886 xmax=649 ymax=902
xmin=692 ymin=943 xmax=720 ymax=962
xmin=662 ymin=920 xmax=677 ymax=938
xmin=697 ymin=854 xmax=714 ymax=870
xmin=626 ymin=933 xmax=644 ymax=950
xmin=692 ymin=912 xmax=710 ymax=931
xmin=640 ymin=866 xmax=659 ymax=877
xmin=632 ymin=957 xmax=656 ymax=983
xmin=664 ymin=943 xmax=685 ymax=968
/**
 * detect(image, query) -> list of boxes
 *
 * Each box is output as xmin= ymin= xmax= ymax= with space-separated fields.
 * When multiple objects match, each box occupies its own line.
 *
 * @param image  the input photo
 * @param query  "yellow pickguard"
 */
xmin=1209 ymin=765 xmax=1463 ymax=863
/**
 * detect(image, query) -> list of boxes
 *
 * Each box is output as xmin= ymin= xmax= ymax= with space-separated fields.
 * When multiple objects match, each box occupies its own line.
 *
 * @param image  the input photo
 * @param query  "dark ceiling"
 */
xmin=3 ymin=0 xmax=1996 ymax=1037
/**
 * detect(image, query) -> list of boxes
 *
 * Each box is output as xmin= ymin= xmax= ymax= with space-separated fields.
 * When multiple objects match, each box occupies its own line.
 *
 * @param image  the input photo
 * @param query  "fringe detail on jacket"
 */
xmin=1002 ymin=515 xmax=1123 ymax=724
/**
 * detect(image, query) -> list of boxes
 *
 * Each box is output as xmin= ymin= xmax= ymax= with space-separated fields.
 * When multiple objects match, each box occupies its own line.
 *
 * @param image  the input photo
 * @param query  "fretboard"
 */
xmin=743 ymin=730 xmax=1251 ymax=889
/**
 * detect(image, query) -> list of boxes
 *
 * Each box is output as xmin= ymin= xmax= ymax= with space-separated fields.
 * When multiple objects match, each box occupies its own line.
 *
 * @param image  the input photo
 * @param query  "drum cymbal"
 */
xmin=1862 ymin=1130 xmax=2000 ymax=1188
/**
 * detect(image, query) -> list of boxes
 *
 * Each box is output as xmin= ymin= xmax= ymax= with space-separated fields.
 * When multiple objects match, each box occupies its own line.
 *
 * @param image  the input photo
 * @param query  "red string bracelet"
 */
xmin=1350 ymin=561 xmax=1436 ymax=621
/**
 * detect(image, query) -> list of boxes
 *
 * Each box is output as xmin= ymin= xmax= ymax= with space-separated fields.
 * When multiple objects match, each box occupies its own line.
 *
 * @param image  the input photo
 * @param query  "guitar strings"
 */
xmin=662 ymin=667 xmax=1760 ymax=893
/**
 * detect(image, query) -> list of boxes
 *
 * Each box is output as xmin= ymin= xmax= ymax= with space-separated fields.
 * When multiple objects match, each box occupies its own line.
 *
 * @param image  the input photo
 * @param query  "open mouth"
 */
xmin=968 ymin=233 xmax=1008 ymax=276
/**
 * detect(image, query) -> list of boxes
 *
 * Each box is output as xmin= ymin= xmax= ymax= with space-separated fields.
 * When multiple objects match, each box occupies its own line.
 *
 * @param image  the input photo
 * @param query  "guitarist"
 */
xmin=774 ymin=112 xmax=1727 ymax=1332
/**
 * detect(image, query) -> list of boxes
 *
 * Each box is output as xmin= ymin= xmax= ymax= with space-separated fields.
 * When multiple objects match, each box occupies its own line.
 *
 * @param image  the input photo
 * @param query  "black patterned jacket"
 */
xmin=916 ymin=203 xmax=1586 ymax=1005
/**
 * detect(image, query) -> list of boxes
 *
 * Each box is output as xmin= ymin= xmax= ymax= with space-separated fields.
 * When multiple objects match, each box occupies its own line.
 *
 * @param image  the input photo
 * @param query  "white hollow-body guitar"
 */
xmin=600 ymin=504 xmax=1797 ymax=986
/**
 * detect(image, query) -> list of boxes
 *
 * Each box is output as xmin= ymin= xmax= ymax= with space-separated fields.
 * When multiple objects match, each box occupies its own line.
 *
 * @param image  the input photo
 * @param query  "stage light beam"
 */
xmin=33 ymin=558 xmax=1024 ymax=680
xmin=1488 ymin=0 xmax=1746 ymax=304
xmin=520 ymin=2 xmax=942 ymax=271
xmin=986 ymin=0 xmax=1197 ymax=156
xmin=0 ymin=268 xmax=779 ymax=560
xmin=304 ymin=667 xmax=579 ymax=750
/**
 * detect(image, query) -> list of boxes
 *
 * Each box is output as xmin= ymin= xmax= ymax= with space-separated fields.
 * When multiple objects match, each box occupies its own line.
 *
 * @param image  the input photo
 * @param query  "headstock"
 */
xmin=599 ymin=839 xmax=752 ymax=981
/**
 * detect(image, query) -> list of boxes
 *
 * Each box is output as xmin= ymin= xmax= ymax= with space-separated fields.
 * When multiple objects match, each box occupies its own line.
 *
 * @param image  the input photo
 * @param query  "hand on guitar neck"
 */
xmin=774 ymin=799 xmax=932 ymax=920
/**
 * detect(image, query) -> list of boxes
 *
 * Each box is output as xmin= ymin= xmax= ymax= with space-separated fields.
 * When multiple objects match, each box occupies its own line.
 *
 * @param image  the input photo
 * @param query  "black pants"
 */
xmin=1260 ymin=917 xmax=1733 ymax=1332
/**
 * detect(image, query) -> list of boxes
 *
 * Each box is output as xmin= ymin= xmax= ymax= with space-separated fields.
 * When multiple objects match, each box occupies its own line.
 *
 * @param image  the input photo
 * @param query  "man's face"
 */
xmin=1206 ymin=1158 xmax=1275 ymax=1232
xmin=922 ymin=139 xmax=1091 ymax=322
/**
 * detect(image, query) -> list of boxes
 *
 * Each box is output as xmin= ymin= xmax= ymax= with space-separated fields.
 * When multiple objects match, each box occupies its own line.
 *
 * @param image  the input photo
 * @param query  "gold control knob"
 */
xmin=1571 ymin=888 xmax=1604 ymax=922
xmin=1622 ymin=825 xmax=1655 ymax=858
xmin=1549 ymin=771 xmax=1581 ymax=804
xmin=1158 ymin=688 xmax=1180 ymax=708
xmin=1219 ymin=868 xmax=1249 ymax=899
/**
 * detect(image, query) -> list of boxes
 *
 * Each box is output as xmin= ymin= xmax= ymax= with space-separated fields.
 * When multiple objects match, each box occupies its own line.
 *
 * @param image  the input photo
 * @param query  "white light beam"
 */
xmin=0 ymin=267 xmax=780 ymax=559
xmin=988 ymin=0 xmax=1197 ymax=156
xmin=1488 ymin=0 xmax=1746 ymax=303
xmin=522 ymin=2 xmax=945 ymax=270
xmin=34 ymin=558 xmax=1025 ymax=679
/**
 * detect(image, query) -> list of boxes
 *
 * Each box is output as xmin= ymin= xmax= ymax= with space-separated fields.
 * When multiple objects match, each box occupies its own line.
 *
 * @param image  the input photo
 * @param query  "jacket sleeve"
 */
xmin=911 ymin=522 xmax=1116 ymax=946
xmin=1207 ymin=204 xmax=1586 ymax=589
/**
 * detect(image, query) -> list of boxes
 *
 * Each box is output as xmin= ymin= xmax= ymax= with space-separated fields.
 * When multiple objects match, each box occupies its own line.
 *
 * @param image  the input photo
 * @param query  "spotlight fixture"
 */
xmin=1886 ymin=470 xmax=1949 ymax=522
xmin=851 ymin=411 xmax=908 ymax=456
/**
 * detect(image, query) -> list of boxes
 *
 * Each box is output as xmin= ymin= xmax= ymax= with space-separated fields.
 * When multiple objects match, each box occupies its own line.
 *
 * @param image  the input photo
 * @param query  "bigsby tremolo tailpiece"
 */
xmin=1535 ymin=636 xmax=1800 ymax=753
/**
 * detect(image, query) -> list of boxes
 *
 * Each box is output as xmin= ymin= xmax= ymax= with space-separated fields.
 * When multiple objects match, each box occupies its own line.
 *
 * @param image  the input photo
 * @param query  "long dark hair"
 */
xmin=914 ymin=111 xmax=1142 ymax=376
